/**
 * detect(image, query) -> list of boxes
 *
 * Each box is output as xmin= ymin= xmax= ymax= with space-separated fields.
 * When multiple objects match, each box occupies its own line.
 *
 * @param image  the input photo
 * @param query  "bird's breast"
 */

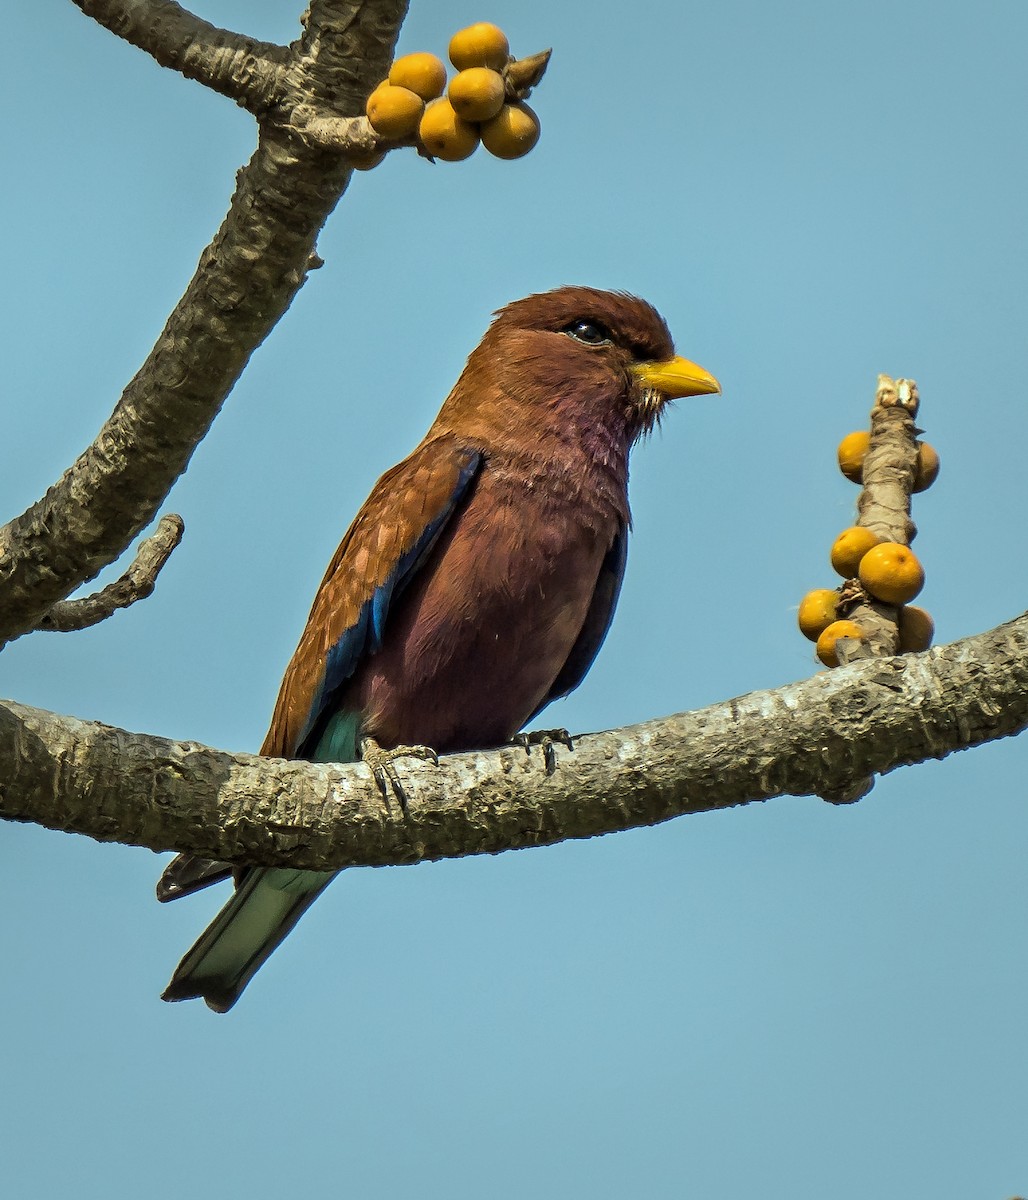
xmin=351 ymin=464 xmax=621 ymax=753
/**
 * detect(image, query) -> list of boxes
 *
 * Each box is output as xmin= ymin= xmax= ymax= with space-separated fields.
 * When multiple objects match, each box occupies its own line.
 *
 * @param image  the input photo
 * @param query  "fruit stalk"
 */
xmin=837 ymin=375 xmax=921 ymax=662
xmin=858 ymin=375 xmax=920 ymax=545
xmin=504 ymin=49 xmax=552 ymax=99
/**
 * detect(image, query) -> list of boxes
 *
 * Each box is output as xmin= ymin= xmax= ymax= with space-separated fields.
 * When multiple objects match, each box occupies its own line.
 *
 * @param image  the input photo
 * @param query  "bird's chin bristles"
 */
xmin=631 ymin=387 xmax=671 ymax=439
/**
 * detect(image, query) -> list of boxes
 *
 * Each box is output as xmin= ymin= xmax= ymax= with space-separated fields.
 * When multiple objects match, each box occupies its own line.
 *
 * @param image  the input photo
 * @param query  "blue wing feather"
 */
xmin=295 ymin=449 xmax=481 ymax=757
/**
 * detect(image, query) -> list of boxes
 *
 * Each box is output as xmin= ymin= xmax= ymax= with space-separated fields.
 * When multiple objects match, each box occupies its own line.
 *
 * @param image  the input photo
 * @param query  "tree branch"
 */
xmin=838 ymin=375 xmax=922 ymax=661
xmin=70 ymin=0 xmax=290 ymax=113
xmin=0 ymin=0 xmax=410 ymax=650
xmin=859 ymin=374 xmax=920 ymax=545
xmin=37 ymin=514 xmax=184 ymax=633
xmin=2 ymin=615 xmax=1025 ymax=869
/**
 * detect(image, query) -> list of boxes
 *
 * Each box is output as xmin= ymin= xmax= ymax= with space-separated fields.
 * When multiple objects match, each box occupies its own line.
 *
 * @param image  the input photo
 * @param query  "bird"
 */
xmin=157 ymin=285 xmax=720 ymax=1012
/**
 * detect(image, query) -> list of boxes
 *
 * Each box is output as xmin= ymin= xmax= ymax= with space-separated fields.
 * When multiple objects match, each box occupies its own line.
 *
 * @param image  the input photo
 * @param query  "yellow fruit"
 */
xmin=837 ymin=430 xmax=870 ymax=483
xmin=897 ymin=605 xmax=934 ymax=652
xmin=797 ymin=588 xmax=839 ymax=642
xmin=418 ymin=98 xmax=480 ymax=161
xmin=480 ymin=101 xmax=540 ymax=159
xmin=448 ymin=22 xmax=510 ymax=71
xmin=366 ymin=83 xmax=424 ymax=139
xmin=349 ymin=148 xmax=387 ymax=171
xmin=816 ymin=620 xmax=864 ymax=667
xmin=858 ymin=542 xmax=925 ymax=604
xmin=913 ymin=442 xmax=940 ymax=492
xmin=389 ymin=52 xmax=447 ymax=100
xmin=448 ymin=67 xmax=506 ymax=122
xmin=830 ymin=526 xmax=881 ymax=579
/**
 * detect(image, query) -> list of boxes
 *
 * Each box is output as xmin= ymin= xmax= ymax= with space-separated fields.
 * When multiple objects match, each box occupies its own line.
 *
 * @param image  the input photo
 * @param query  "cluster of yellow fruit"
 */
xmin=836 ymin=430 xmax=940 ymax=491
xmin=365 ymin=23 xmax=541 ymax=162
xmin=798 ymin=430 xmax=941 ymax=667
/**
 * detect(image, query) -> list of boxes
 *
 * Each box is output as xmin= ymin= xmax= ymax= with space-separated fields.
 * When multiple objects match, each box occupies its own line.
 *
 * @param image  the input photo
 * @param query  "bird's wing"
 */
xmin=528 ymin=524 xmax=628 ymax=720
xmin=157 ymin=438 xmax=481 ymax=908
xmin=263 ymin=437 xmax=482 ymax=760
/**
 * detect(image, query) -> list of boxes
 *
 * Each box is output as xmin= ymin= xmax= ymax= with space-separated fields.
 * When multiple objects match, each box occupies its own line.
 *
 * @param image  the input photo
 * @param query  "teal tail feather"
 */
xmin=160 ymin=709 xmax=360 ymax=1011
xmin=161 ymin=867 xmax=335 ymax=1012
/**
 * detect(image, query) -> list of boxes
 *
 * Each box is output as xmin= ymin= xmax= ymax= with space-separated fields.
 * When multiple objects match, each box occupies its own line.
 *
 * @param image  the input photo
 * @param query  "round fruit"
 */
xmin=349 ymin=148 xmax=387 ymax=171
xmin=830 ymin=526 xmax=880 ymax=579
xmin=837 ymin=430 xmax=870 ymax=483
xmin=448 ymin=67 xmax=506 ymax=122
xmin=913 ymin=442 xmax=940 ymax=492
xmin=480 ymin=101 xmax=540 ymax=159
xmin=816 ymin=620 xmax=864 ymax=667
xmin=389 ymin=52 xmax=447 ymax=100
xmin=897 ymin=605 xmax=934 ymax=652
xmin=418 ymin=98 xmax=480 ymax=161
xmin=797 ymin=588 xmax=839 ymax=642
xmin=448 ymin=22 xmax=510 ymax=71
xmin=366 ymin=83 xmax=424 ymax=139
xmin=858 ymin=542 xmax=925 ymax=604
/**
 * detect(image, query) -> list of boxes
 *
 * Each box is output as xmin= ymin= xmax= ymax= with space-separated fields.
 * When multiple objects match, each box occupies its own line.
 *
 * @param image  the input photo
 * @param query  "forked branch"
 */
xmin=0 ymin=0 xmax=410 ymax=649
xmin=38 ymin=514 xmax=184 ymax=633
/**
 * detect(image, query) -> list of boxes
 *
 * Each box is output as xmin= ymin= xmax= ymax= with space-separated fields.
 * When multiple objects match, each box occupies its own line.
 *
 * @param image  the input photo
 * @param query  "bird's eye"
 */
xmin=564 ymin=320 xmax=612 ymax=346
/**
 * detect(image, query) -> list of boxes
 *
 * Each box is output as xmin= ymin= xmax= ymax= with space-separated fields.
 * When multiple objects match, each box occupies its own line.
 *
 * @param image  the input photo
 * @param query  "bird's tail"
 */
xmin=161 ymin=867 xmax=336 ymax=1013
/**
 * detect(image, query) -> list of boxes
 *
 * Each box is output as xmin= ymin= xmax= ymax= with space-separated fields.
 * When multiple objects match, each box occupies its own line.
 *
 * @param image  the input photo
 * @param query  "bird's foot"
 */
xmin=360 ymin=736 xmax=439 ymax=812
xmin=512 ymin=727 xmax=574 ymax=776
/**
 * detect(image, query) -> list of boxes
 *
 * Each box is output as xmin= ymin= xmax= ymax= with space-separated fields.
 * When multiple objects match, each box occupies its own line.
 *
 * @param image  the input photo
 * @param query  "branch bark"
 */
xmin=37 ymin=514 xmax=184 ymax=633
xmin=69 ymin=0 xmax=291 ymax=112
xmin=0 ymin=1 xmax=409 ymax=649
xmin=2 ymin=614 xmax=1025 ymax=869
xmin=839 ymin=375 xmax=922 ymax=661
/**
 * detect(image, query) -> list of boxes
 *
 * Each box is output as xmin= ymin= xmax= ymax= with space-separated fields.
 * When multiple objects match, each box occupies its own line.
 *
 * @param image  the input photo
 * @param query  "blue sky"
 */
xmin=2 ymin=1 xmax=1026 ymax=1197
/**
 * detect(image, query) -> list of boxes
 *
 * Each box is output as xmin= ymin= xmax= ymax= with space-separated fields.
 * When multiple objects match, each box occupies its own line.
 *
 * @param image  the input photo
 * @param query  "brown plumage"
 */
xmin=159 ymin=286 xmax=720 ymax=1011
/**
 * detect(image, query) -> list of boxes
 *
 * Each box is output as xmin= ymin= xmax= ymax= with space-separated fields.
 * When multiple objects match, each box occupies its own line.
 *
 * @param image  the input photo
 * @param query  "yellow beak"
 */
xmin=630 ymin=356 xmax=721 ymax=399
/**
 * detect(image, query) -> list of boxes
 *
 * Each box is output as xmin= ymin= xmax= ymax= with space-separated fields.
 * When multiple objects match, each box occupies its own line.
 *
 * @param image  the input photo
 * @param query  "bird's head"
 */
xmin=439 ymin=286 xmax=720 ymax=450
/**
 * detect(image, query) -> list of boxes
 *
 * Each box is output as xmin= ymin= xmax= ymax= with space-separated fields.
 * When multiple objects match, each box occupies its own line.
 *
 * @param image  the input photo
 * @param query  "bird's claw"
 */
xmin=512 ymin=727 xmax=574 ymax=775
xmin=360 ymin=736 xmax=439 ymax=813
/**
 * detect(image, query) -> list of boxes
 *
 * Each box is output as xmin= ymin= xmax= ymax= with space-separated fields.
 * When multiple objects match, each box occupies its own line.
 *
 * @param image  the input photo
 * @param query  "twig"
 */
xmin=838 ymin=375 xmax=920 ymax=661
xmin=859 ymin=374 xmax=920 ymax=543
xmin=290 ymin=110 xmax=390 ymax=155
xmin=504 ymin=49 xmax=552 ymax=99
xmin=70 ymin=0 xmax=290 ymax=113
xmin=37 ymin=514 xmax=184 ymax=633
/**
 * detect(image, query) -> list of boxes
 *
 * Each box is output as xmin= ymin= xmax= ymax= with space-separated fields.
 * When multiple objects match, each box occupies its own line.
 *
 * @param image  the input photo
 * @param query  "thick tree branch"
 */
xmin=0 ymin=0 xmax=409 ymax=650
xmin=70 ymin=0 xmax=290 ymax=113
xmin=2 ymin=615 xmax=1024 ymax=869
xmin=37 ymin=514 xmax=184 ymax=633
